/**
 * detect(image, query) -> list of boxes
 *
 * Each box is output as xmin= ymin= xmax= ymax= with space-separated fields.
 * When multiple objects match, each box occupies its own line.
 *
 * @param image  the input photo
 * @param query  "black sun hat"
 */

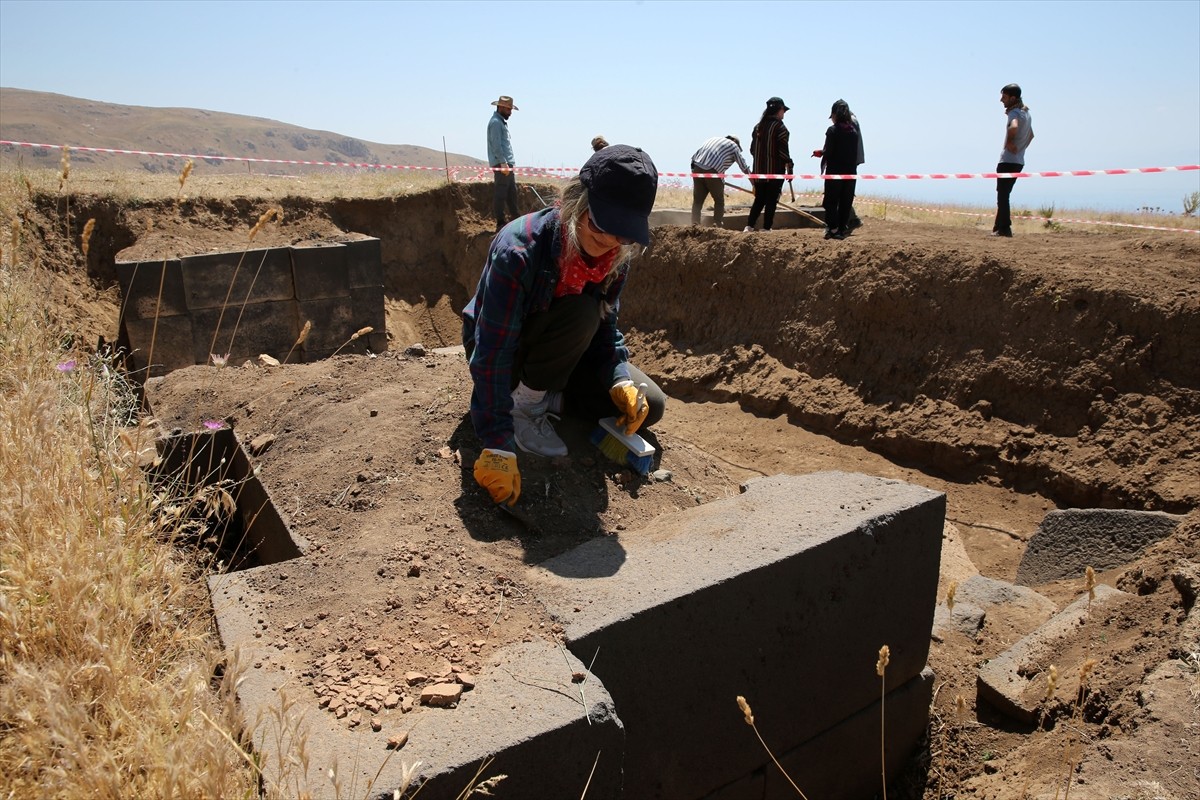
xmin=579 ymin=145 xmax=658 ymax=247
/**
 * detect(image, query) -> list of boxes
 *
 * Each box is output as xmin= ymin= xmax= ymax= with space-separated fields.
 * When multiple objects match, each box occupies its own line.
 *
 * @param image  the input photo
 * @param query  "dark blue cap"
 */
xmin=579 ymin=144 xmax=658 ymax=246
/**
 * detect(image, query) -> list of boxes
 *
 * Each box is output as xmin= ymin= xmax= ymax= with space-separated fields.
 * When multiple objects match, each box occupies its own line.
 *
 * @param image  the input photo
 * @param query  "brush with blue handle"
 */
xmin=592 ymin=381 xmax=655 ymax=474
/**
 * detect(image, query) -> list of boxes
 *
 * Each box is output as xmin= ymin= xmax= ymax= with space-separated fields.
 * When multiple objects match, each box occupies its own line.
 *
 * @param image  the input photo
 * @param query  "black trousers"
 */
xmin=493 ymin=170 xmax=519 ymax=225
xmin=748 ymin=179 xmax=784 ymax=230
xmin=994 ymin=162 xmax=1021 ymax=234
xmin=468 ymin=293 xmax=666 ymax=428
xmin=823 ymin=179 xmax=857 ymax=232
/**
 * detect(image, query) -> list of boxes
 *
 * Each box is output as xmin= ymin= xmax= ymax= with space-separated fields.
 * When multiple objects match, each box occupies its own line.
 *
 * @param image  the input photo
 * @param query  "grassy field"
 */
xmin=0 ymin=163 xmax=1194 ymax=799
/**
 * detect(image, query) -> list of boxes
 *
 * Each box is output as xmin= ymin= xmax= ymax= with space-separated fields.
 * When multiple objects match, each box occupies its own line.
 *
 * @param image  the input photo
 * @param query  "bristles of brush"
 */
xmin=590 ymin=426 xmax=654 ymax=475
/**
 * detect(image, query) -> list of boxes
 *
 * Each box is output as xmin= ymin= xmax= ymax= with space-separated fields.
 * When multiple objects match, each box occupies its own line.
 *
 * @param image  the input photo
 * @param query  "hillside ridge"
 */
xmin=0 ymin=87 xmax=483 ymax=174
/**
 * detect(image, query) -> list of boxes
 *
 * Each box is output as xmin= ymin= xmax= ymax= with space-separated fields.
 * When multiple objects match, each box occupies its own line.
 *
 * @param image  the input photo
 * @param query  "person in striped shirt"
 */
xmin=690 ymin=135 xmax=751 ymax=227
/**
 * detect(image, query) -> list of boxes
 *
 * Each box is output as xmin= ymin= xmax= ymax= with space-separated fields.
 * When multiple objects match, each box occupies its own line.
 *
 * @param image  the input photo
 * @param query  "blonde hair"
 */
xmin=558 ymin=178 xmax=641 ymax=269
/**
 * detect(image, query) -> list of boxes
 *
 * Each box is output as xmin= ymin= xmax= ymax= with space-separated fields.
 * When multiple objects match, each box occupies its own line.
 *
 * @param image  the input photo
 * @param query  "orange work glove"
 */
xmin=474 ymin=448 xmax=520 ymax=506
xmin=609 ymin=380 xmax=649 ymax=435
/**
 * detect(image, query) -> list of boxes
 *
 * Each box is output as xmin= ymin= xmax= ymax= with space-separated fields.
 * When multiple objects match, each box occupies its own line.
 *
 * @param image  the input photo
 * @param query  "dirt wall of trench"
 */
xmin=34 ymin=183 xmax=1200 ymax=513
xmin=623 ymin=226 xmax=1199 ymax=512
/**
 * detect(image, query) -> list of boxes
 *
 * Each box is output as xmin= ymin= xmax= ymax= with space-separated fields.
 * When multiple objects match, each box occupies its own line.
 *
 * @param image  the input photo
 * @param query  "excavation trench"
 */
xmin=70 ymin=181 xmax=1198 ymax=514
xmin=40 ymin=182 xmax=1198 ymax=797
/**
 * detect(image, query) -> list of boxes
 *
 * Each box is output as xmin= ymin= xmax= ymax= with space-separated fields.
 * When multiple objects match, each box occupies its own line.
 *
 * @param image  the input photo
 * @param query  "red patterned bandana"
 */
xmin=555 ymin=222 xmax=618 ymax=298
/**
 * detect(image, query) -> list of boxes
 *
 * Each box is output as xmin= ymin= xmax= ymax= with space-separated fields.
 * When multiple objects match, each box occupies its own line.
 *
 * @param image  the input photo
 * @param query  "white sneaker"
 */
xmin=743 ymin=226 xmax=754 ymax=232
xmin=512 ymin=402 xmax=568 ymax=457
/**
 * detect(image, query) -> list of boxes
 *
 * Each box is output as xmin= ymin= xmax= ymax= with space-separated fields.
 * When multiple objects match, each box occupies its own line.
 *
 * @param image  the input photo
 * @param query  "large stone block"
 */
xmin=191 ymin=300 xmax=300 ymax=365
xmin=528 ymin=472 xmax=945 ymax=799
xmin=121 ymin=314 xmax=196 ymax=377
xmin=206 ymin=565 xmax=625 ymax=800
xmin=764 ymin=668 xmax=935 ymax=799
xmin=115 ymin=258 xmax=188 ymax=319
xmin=291 ymin=242 xmax=350 ymax=300
xmin=341 ymin=236 xmax=383 ymax=288
xmin=181 ymin=247 xmax=295 ymax=309
xmin=977 ymin=584 xmax=1128 ymax=723
xmin=297 ymin=296 xmax=356 ymax=354
xmin=1016 ymin=509 xmax=1184 ymax=586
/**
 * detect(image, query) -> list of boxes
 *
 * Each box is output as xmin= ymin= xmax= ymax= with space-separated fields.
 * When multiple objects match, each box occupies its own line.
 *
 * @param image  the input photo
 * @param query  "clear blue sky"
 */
xmin=2 ymin=0 xmax=1198 ymax=212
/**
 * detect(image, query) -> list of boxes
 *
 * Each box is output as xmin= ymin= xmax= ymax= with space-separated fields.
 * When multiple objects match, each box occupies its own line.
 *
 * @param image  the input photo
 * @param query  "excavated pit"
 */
xmin=70 ymin=181 xmax=1198 ymax=514
xmin=36 ymin=181 xmax=1200 ymax=797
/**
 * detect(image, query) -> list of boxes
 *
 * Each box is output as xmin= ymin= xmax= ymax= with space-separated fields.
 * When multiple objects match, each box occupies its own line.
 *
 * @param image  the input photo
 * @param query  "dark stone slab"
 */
xmin=297 ymin=297 xmax=356 ymax=354
xmin=291 ymin=243 xmax=350 ymax=301
xmin=181 ymin=247 xmax=295 ymax=309
xmin=1016 ymin=509 xmax=1184 ymax=586
xmin=121 ymin=314 xmax=196 ymax=378
xmin=341 ymin=236 xmax=383 ymax=288
xmin=529 ymin=472 xmax=945 ymax=799
xmin=767 ymin=669 xmax=935 ymax=800
xmin=115 ymin=259 xmax=188 ymax=319
xmin=191 ymin=300 xmax=300 ymax=365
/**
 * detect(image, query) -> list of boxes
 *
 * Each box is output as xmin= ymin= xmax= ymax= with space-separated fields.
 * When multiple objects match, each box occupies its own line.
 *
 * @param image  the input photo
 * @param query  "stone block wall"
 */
xmin=116 ymin=237 xmax=387 ymax=377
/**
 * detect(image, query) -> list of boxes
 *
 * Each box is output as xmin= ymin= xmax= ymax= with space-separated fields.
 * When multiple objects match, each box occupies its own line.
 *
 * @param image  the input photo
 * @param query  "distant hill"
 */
xmin=0 ymin=87 xmax=485 ymax=175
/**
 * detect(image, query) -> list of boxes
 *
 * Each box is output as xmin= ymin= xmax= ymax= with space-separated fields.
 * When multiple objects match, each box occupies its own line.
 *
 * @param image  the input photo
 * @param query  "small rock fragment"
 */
xmin=386 ymin=732 xmax=409 ymax=750
xmin=421 ymin=683 xmax=463 ymax=707
xmin=405 ymin=671 xmax=428 ymax=686
xmin=248 ymin=433 xmax=276 ymax=456
xmin=370 ymin=717 xmax=382 ymax=732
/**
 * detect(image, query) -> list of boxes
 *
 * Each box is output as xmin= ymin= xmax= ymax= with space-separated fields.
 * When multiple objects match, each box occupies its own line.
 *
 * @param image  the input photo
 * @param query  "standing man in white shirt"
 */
xmin=993 ymin=83 xmax=1035 ymax=238
xmin=488 ymin=95 xmax=521 ymax=233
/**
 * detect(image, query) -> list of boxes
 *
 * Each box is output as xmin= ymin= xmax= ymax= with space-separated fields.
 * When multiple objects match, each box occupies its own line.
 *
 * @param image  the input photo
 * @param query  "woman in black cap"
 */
xmin=462 ymin=145 xmax=667 ymax=507
xmin=814 ymin=99 xmax=860 ymax=240
xmin=746 ymin=97 xmax=793 ymax=232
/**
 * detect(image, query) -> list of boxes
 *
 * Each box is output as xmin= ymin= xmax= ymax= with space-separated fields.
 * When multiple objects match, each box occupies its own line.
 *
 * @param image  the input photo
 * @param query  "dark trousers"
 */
xmin=506 ymin=293 xmax=666 ymax=428
xmin=691 ymin=164 xmax=726 ymax=226
xmin=493 ymin=170 xmax=519 ymax=226
xmin=747 ymin=179 xmax=784 ymax=229
xmin=823 ymin=179 xmax=857 ymax=233
xmin=994 ymin=162 xmax=1021 ymax=234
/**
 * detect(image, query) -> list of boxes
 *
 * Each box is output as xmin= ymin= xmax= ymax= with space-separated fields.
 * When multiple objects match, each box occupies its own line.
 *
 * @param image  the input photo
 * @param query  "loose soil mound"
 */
xmin=20 ymin=182 xmax=1200 ymax=798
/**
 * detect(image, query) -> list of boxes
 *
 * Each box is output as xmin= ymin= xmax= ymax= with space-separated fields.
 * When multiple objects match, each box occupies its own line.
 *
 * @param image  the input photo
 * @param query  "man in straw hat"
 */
xmin=487 ymin=95 xmax=521 ymax=232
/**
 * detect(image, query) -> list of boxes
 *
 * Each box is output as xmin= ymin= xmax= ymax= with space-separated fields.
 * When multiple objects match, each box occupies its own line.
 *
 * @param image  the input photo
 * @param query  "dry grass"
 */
xmin=0 ymin=240 xmax=255 ymax=796
xmin=0 ymin=164 xmax=491 ymax=799
xmin=7 ymin=164 xmax=1198 ymax=238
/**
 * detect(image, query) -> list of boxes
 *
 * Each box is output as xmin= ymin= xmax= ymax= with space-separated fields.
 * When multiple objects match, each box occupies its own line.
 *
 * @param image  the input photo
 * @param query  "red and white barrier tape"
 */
xmin=876 ymin=201 xmax=1198 ymax=234
xmin=685 ymin=166 xmax=1199 ymax=180
xmin=778 ymin=189 xmax=1198 ymax=234
xmin=4 ymin=140 xmax=1196 ymax=182
xmin=4 ymin=139 xmax=1196 ymax=233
